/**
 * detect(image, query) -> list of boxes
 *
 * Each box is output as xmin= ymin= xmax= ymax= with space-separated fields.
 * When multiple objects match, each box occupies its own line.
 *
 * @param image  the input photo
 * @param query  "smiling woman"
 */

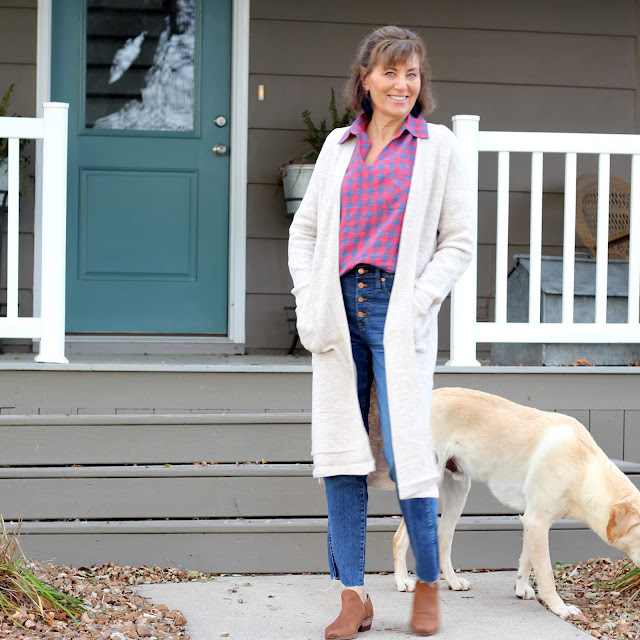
xmin=346 ymin=25 xmax=436 ymax=121
xmin=360 ymin=55 xmax=422 ymax=164
xmin=288 ymin=24 xmax=473 ymax=640
xmin=362 ymin=56 xmax=420 ymax=122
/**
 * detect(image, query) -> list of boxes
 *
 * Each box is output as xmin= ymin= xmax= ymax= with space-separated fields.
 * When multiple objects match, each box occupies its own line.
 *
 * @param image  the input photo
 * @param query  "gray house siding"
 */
xmin=246 ymin=0 xmax=638 ymax=353
xmin=0 ymin=0 xmax=36 ymax=339
xmin=0 ymin=1 xmax=638 ymax=352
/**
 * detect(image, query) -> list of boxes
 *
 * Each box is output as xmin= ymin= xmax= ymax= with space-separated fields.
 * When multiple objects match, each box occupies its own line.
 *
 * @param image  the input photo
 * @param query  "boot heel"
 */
xmin=358 ymin=616 xmax=373 ymax=632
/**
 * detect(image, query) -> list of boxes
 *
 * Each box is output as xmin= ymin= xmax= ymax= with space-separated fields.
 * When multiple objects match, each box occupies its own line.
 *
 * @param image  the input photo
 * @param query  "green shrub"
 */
xmin=296 ymin=89 xmax=355 ymax=164
xmin=0 ymin=84 xmax=31 ymax=193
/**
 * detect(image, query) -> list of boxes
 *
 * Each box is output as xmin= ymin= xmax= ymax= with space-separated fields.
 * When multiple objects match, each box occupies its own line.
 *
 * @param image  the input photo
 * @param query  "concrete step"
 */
xmin=1 ymin=356 xmax=640 ymax=421
xmin=0 ymin=357 xmax=312 ymax=415
xmin=0 ymin=413 xmax=312 ymax=465
xmin=11 ymin=517 xmax=624 ymax=573
xmin=1 ymin=406 xmax=637 ymax=571
xmin=2 ymin=462 xmax=639 ymax=521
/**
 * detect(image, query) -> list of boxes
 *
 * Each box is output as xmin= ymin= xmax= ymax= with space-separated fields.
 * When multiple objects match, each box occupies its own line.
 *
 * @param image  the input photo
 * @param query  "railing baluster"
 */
xmin=562 ymin=153 xmax=577 ymax=324
xmin=629 ymin=155 xmax=640 ymax=325
xmin=529 ymin=152 xmax=543 ymax=324
xmin=6 ymin=138 xmax=20 ymax=319
xmin=495 ymin=151 xmax=510 ymax=324
xmin=595 ymin=154 xmax=610 ymax=324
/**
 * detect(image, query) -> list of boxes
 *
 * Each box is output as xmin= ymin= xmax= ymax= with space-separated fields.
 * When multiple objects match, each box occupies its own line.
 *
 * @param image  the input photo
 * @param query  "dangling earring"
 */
xmin=410 ymin=99 xmax=423 ymax=118
xmin=361 ymin=90 xmax=373 ymax=117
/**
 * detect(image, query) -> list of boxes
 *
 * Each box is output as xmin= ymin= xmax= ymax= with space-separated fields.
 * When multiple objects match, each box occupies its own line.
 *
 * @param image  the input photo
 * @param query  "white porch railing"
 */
xmin=448 ymin=115 xmax=640 ymax=367
xmin=0 ymin=103 xmax=69 ymax=364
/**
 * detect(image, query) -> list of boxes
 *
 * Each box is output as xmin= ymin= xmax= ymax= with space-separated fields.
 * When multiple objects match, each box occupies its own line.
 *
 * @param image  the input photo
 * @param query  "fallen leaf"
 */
xmin=572 ymin=358 xmax=595 ymax=366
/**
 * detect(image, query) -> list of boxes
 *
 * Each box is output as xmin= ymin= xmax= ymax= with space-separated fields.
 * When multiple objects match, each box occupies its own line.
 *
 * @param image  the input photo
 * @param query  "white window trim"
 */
xmin=35 ymin=0 xmax=249 ymax=348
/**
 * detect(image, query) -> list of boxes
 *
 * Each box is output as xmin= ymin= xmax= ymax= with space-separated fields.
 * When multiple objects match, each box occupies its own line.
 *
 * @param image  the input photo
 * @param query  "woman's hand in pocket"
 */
xmin=294 ymin=285 xmax=332 ymax=354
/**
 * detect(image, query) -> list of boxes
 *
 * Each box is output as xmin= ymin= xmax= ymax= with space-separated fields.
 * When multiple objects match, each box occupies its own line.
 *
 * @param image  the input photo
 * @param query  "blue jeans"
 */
xmin=324 ymin=265 xmax=439 ymax=587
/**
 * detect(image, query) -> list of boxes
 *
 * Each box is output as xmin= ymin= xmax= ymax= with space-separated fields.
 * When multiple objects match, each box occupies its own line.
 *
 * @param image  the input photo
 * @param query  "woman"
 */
xmin=288 ymin=25 xmax=473 ymax=638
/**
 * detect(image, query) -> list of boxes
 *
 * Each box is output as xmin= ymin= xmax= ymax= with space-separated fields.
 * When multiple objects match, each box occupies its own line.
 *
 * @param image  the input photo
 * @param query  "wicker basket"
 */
xmin=575 ymin=173 xmax=630 ymax=259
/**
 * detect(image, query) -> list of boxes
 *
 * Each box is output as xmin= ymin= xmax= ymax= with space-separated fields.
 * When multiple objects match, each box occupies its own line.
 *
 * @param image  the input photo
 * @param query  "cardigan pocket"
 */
xmin=414 ymin=285 xmax=434 ymax=316
xmin=294 ymin=284 xmax=332 ymax=354
xmin=413 ymin=292 xmax=439 ymax=352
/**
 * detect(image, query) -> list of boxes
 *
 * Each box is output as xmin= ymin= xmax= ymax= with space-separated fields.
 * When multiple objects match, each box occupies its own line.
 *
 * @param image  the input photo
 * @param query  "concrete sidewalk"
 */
xmin=136 ymin=572 xmax=589 ymax=639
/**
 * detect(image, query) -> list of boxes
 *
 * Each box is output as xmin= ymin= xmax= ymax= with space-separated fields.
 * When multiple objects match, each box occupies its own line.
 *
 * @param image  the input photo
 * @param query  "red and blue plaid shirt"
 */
xmin=338 ymin=112 xmax=429 ymax=275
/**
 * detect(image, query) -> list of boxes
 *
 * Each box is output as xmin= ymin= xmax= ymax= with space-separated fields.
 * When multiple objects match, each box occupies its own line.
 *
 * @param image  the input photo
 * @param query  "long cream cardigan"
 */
xmin=288 ymin=123 xmax=473 ymax=499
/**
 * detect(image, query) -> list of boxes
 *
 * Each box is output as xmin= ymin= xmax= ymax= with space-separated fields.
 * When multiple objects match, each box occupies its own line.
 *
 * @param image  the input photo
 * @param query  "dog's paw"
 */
xmin=395 ymin=575 xmax=416 ymax=592
xmin=448 ymin=577 xmax=471 ymax=591
xmin=515 ymin=582 xmax=536 ymax=600
xmin=554 ymin=603 xmax=581 ymax=620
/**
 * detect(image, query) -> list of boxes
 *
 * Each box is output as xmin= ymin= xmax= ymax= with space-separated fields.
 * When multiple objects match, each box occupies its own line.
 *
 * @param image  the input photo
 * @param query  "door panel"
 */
xmin=79 ymin=169 xmax=197 ymax=280
xmin=52 ymin=0 xmax=231 ymax=334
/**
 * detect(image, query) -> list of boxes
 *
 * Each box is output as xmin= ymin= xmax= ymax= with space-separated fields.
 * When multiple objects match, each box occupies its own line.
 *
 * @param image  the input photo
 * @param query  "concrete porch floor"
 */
xmin=0 ymin=352 xmax=314 ymax=372
xmin=0 ymin=350 xmax=638 ymax=373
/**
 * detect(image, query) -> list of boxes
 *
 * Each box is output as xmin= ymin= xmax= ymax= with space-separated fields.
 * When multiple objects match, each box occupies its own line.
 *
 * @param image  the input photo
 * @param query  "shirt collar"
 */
xmin=404 ymin=112 xmax=430 ymax=139
xmin=338 ymin=111 xmax=429 ymax=144
xmin=338 ymin=112 xmax=368 ymax=144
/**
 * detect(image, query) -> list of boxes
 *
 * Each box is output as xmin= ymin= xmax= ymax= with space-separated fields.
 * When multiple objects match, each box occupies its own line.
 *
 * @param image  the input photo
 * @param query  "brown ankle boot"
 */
xmin=325 ymin=590 xmax=374 ymax=640
xmin=411 ymin=580 xmax=439 ymax=636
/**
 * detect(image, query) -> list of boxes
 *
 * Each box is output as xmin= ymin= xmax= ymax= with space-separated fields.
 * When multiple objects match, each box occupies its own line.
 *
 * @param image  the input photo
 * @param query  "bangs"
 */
xmin=372 ymin=40 xmax=423 ymax=70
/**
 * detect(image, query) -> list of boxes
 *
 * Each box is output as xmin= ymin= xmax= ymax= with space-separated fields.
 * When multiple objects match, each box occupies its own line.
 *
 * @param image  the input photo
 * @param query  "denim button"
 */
xmin=357 ymin=296 xmax=366 ymax=302
xmin=357 ymin=282 xmax=367 ymax=289
xmin=357 ymin=311 xmax=366 ymax=318
xmin=357 ymin=267 xmax=366 ymax=274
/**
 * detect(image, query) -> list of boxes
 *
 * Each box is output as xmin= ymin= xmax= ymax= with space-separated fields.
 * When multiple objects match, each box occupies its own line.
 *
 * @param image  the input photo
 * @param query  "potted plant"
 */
xmin=281 ymin=89 xmax=354 ymax=217
xmin=0 ymin=84 xmax=30 ymax=194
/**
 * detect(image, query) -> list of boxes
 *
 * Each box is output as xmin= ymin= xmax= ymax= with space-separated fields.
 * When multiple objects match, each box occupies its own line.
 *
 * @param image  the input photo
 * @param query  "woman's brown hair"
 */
xmin=346 ymin=25 xmax=436 ymax=116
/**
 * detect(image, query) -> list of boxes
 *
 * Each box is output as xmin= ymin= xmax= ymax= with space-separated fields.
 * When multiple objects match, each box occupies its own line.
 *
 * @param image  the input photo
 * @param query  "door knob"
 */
xmin=212 ymin=144 xmax=228 ymax=156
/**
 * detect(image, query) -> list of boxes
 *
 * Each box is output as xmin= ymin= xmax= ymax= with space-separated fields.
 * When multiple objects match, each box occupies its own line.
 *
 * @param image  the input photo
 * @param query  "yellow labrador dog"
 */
xmin=393 ymin=387 xmax=640 ymax=619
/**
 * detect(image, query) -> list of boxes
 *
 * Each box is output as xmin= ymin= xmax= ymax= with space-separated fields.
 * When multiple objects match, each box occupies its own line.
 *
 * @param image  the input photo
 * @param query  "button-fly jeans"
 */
xmin=324 ymin=265 xmax=439 ymax=587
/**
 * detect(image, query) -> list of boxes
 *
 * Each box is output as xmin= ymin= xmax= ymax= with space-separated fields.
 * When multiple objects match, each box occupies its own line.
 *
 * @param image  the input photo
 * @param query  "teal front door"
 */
xmin=52 ymin=0 xmax=231 ymax=334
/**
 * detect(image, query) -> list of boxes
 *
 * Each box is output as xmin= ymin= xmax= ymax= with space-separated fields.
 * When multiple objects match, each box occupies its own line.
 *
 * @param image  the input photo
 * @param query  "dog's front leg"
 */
xmin=393 ymin=519 xmax=416 ymax=592
xmin=521 ymin=510 xmax=580 ymax=619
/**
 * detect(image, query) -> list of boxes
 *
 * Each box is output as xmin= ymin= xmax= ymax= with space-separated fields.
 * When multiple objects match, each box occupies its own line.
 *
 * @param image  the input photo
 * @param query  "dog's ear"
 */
xmin=607 ymin=502 xmax=640 ymax=543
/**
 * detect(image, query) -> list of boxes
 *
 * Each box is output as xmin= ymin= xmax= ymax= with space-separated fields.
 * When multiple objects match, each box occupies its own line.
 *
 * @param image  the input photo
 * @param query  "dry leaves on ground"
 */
xmin=552 ymin=558 xmax=640 ymax=639
xmin=0 ymin=562 xmax=216 ymax=640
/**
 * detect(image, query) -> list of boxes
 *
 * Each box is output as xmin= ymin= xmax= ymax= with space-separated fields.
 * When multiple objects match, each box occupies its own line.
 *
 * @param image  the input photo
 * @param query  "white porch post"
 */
xmin=447 ymin=115 xmax=480 ymax=366
xmin=35 ymin=102 xmax=69 ymax=364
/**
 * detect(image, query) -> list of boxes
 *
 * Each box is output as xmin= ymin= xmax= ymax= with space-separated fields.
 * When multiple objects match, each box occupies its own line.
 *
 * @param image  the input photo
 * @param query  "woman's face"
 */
xmin=362 ymin=53 xmax=421 ymax=121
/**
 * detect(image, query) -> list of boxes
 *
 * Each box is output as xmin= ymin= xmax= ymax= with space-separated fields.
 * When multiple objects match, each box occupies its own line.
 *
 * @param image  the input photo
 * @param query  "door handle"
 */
xmin=212 ymin=144 xmax=229 ymax=156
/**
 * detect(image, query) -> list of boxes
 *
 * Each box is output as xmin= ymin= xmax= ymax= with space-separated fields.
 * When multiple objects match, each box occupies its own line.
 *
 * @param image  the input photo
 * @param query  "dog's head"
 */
xmin=607 ymin=501 xmax=640 ymax=564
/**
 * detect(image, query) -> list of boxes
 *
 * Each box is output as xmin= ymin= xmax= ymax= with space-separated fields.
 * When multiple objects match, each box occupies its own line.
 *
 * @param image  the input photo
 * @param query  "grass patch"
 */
xmin=599 ymin=561 xmax=640 ymax=603
xmin=0 ymin=518 xmax=86 ymax=628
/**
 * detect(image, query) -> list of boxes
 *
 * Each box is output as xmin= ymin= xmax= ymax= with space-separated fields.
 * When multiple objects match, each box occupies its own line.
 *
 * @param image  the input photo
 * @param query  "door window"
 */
xmin=85 ymin=0 xmax=196 ymax=132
